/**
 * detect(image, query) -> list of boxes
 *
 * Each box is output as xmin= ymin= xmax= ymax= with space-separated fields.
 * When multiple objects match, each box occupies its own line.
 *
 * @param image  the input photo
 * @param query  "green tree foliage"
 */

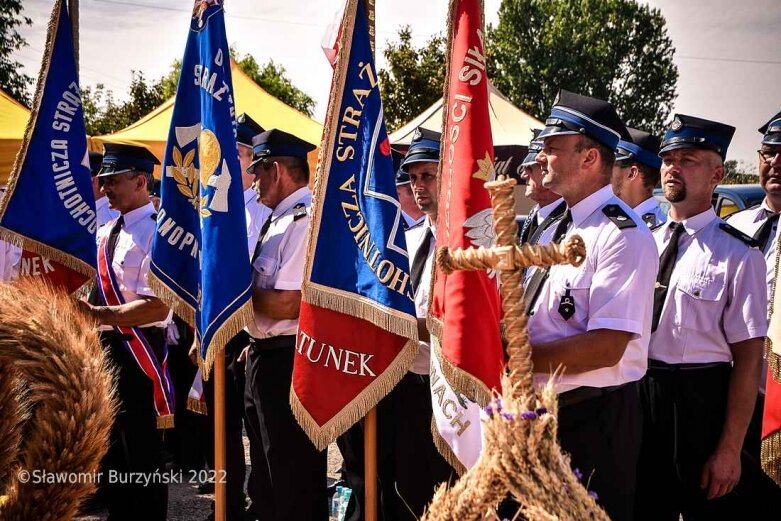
xmin=377 ymin=26 xmax=446 ymax=131
xmin=0 ymin=0 xmax=33 ymax=106
xmin=722 ymin=160 xmax=758 ymax=185
xmin=158 ymin=48 xmax=315 ymax=116
xmin=488 ymin=0 xmax=678 ymax=135
xmin=82 ymin=72 xmax=165 ymax=136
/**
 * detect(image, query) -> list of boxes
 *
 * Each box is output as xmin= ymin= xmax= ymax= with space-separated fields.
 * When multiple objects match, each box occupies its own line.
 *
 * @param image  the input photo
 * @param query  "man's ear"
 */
xmin=581 ymin=147 xmax=599 ymax=171
xmin=628 ymin=165 xmax=640 ymax=181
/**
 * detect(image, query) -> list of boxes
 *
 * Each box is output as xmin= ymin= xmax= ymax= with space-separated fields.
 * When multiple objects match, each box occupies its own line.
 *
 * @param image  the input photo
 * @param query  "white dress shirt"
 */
xmin=727 ymin=201 xmax=778 ymax=300
xmin=649 ymin=208 xmax=768 ymax=364
xmin=634 ymin=196 xmax=667 ymax=229
xmin=95 ymin=202 xmax=171 ymax=328
xmin=527 ymin=184 xmax=658 ymax=393
xmin=536 ymin=197 xmax=565 ymax=225
xmin=248 ymin=187 xmax=311 ymax=339
xmin=96 ymin=195 xmax=120 ymax=229
xmin=244 ymin=188 xmax=272 ymax=260
xmin=405 ymin=217 xmax=435 ymax=375
xmin=0 ymin=239 xmax=21 ymax=283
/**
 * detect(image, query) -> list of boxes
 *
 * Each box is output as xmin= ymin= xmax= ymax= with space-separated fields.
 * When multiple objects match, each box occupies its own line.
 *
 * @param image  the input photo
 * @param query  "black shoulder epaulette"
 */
xmin=292 ymin=203 xmax=308 ymax=221
xmin=602 ymin=204 xmax=637 ymax=229
xmin=150 ymin=213 xmax=158 ymax=220
xmin=719 ymin=222 xmax=760 ymax=248
xmin=650 ymin=221 xmax=665 ymax=232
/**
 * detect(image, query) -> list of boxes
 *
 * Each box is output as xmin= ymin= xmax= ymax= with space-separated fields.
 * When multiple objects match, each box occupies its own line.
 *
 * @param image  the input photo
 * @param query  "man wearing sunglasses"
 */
xmin=242 ymin=128 xmax=327 ymax=521
xmin=724 ymin=110 xmax=781 ymax=507
xmin=79 ymin=142 xmax=173 ymax=520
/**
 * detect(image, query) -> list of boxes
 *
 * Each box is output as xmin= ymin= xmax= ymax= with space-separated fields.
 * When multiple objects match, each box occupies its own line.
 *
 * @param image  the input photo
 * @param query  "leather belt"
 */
xmin=648 ymin=359 xmax=731 ymax=372
xmin=558 ymin=383 xmax=626 ymax=409
xmin=249 ymin=334 xmax=296 ymax=351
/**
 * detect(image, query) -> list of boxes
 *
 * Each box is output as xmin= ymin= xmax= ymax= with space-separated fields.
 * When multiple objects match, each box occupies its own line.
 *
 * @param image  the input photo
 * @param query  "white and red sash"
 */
xmin=97 ymin=222 xmax=175 ymax=429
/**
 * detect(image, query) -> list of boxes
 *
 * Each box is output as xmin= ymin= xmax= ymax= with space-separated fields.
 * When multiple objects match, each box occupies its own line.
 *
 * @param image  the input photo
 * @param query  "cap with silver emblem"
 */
xmin=659 ymin=114 xmax=735 ymax=160
xmin=759 ymin=110 xmax=781 ymax=146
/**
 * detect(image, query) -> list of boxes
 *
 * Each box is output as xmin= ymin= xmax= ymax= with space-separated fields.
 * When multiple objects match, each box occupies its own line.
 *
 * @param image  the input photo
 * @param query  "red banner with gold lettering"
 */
xmin=427 ymin=0 xmax=503 ymax=471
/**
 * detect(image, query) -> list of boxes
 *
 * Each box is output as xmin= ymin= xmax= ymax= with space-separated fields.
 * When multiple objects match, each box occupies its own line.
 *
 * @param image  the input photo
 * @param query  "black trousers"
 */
xmin=203 ymin=331 xmax=250 ymax=518
xmin=243 ymin=336 xmax=328 ymax=521
xmin=557 ymin=382 xmax=641 ymax=521
xmin=100 ymin=330 xmax=169 ymax=521
xmin=636 ymin=363 xmax=739 ymax=520
xmin=376 ymin=372 xmax=454 ymax=521
xmin=735 ymin=393 xmax=781 ymax=507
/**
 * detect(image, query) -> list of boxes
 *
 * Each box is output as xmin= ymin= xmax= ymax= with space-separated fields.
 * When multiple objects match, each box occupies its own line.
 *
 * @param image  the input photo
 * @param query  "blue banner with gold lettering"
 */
xmin=150 ymin=0 xmax=252 ymax=376
xmin=0 ymin=0 xmax=95 ymax=291
xmin=291 ymin=0 xmax=418 ymax=450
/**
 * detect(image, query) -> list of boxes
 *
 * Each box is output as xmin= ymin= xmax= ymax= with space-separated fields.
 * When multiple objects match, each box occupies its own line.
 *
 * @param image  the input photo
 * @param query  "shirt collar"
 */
xmin=122 ymin=202 xmax=156 ymax=227
xmin=272 ymin=186 xmax=311 ymax=219
xmin=570 ymin=184 xmax=614 ymax=226
xmin=634 ymin=196 xmax=660 ymax=216
xmin=538 ymin=198 xmax=565 ymax=222
xmin=244 ymin=188 xmax=257 ymax=206
xmin=760 ymin=199 xmax=780 ymax=217
xmin=668 ymin=207 xmax=717 ymax=236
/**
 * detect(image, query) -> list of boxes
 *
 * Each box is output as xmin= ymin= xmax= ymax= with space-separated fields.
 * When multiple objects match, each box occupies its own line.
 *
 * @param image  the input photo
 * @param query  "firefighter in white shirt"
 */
xmin=526 ymin=90 xmax=658 ymax=521
xmin=243 ymin=128 xmax=327 ymax=521
xmin=636 ymin=114 xmax=768 ymax=520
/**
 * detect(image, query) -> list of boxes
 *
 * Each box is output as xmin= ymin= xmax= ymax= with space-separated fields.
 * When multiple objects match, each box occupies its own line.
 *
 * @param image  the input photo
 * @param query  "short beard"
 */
xmin=664 ymin=183 xmax=687 ymax=203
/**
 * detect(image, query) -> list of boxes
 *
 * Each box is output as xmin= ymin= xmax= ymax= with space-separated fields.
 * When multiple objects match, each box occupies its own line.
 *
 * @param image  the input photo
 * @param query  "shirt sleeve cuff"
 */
xmin=726 ymin=327 xmax=768 ymax=345
xmin=274 ymin=279 xmax=302 ymax=291
xmin=587 ymin=317 xmax=643 ymax=336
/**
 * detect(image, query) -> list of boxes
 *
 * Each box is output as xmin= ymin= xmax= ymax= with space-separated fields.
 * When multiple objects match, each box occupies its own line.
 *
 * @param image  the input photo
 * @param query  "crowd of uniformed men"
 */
xmin=1 ymin=88 xmax=781 ymax=521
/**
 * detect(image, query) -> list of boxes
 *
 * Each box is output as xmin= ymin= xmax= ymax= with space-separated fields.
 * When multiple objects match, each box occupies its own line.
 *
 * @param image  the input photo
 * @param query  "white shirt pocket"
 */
xmin=677 ymin=269 xmax=725 ymax=331
xmin=253 ymin=254 xmax=278 ymax=289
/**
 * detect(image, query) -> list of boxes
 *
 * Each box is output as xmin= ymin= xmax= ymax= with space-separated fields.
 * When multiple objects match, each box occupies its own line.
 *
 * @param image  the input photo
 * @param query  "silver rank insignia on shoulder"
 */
xmin=292 ymin=203 xmax=307 ymax=221
xmin=559 ymin=289 xmax=575 ymax=320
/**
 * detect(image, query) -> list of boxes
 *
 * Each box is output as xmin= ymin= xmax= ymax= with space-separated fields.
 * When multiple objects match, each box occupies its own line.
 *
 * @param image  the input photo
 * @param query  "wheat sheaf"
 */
xmin=171 ymin=146 xmax=200 ymax=209
xmin=0 ymin=279 xmax=116 ymax=521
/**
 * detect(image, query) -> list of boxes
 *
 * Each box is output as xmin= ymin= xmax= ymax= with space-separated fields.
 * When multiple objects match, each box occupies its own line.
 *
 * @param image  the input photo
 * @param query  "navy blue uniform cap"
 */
xmin=400 ymin=127 xmax=441 ymax=172
xmin=539 ymin=90 xmax=628 ymax=151
xmin=659 ymin=114 xmax=735 ymax=160
xmin=759 ymin=111 xmax=781 ymax=146
xmin=236 ymin=113 xmax=264 ymax=148
xmin=392 ymin=148 xmax=410 ymax=185
xmin=89 ymin=151 xmax=103 ymax=177
xmin=98 ymin=143 xmax=160 ymax=177
xmin=521 ymin=128 xmax=544 ymax=167
xmin=248 ymin=128 xmax=316 ymax=172
xmin=616 ymin=127 xmax=662 ymax=169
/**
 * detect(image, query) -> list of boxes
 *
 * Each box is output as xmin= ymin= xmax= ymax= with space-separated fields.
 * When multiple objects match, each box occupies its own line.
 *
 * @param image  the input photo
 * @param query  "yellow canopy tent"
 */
xmin=0 ymin=89 xmax=31 ymax=185
xmin=90 ymin=60 xmax=323 ymax=177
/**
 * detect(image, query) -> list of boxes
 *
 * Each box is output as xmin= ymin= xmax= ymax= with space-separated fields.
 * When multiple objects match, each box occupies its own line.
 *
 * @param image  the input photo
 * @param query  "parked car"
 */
xmin=654 ymin=184 xmax=765 ymax=219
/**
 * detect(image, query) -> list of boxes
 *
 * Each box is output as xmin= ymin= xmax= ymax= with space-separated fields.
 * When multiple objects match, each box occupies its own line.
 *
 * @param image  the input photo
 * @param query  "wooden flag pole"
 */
xmin=214 ymin=352 xmax=227 ymax=521
xmin=364 ymin=3 xmax=378 ymax=521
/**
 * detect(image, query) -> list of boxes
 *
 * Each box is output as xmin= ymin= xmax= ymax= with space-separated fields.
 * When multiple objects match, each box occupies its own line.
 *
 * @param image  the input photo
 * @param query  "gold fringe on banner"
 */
xmin=767 ymin=224 xmax=781 ymax=381
xmin=148 ymin=272 xmax=196 ymax=325
xmin=0 ymin=229 xmax=95 ymax=286
xmin=291 ymin=336 xmax=418 ymax=451
xmin=198 ymin=300 xmax=254 ymax=381
xmin=156 ymin=414 xmax=175 ymax=430
xmin=303 ymin=283 xmax=418 ymax=340
xmin=431 ymin=417 xmax=467 ymax=476
xmin=762 ymin=428 xmax=781 ymax=486
xmin=187 ymin=398 xmax=208 ymax=416
xmin=429 ymin=323 xmax=492 ymax=407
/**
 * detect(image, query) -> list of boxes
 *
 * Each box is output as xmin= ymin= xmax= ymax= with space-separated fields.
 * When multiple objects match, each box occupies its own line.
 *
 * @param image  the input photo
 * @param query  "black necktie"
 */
xmin=752 ymin=212 xmax=780 ymax=252
xmin=519 ymin=208 xmax=539 ymax=244
xmin=89 ymin=216 xmax=124 ymax=305
xmin=251 ymin=214 xmax=274 ymax=264
xmin=651 ymin=222 xmax=685 ymax=332
xmin=523 ymin=210 xmax=572 ymax=316
xmin=410 ymin=227 xmax=434 ymax=295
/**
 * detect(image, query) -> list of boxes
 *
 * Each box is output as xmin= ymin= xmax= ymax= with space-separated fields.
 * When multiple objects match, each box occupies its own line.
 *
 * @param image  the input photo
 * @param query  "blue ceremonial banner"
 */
xmin=150 ymin=0 xmax=252 ymax=376
xmin=0 ymin=0 xmax=95 ymax=292
xmin=291 ymin=0 xmax=419 ymax=449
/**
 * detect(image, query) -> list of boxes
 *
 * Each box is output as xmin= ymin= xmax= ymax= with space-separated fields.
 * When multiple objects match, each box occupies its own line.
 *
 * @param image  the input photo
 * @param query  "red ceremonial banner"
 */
xmin=19 ymin=250 xmax=89 ymax=293
xmin=429 ymin=0 xmax=503 ymax=404
xmin=762 ymin=365 xmax=781 ymax=485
